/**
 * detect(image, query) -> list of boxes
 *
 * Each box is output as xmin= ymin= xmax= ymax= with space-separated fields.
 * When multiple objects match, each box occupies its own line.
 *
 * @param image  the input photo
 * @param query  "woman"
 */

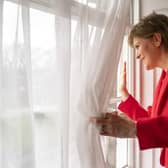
xmin=91 ymin=12 xmax=168 ymax=167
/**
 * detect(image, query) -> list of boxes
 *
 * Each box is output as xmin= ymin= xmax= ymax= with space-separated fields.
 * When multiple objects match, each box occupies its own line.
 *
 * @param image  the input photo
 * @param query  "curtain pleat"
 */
xmin=77 ymin=0 xmax=130 ymax=167
xmin=0 ymin=0 xmax=3 ymax=166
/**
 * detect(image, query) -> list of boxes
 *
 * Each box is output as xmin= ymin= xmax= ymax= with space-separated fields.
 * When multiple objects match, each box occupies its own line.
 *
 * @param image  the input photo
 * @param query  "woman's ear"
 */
xmin=153 ymin=33 xmax=162 ymax=47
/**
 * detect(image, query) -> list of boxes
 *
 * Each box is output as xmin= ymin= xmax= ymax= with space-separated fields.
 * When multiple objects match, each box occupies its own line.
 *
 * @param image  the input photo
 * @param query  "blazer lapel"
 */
xmin=152 ymin=71 xmax=165 ymax=116
xmin=154 ymin=71 xmax=168 ymax=116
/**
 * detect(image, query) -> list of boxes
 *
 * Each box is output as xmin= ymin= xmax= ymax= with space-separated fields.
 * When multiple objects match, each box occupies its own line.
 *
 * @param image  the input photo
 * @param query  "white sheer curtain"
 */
xmin=0 ymin=0 xmax=130 ymax=168
xmin=76 ymin=1 xmax=130 ymax=168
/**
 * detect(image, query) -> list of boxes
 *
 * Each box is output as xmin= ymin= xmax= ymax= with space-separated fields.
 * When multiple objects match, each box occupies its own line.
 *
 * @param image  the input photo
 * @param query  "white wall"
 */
xmin=140 ymin=0 xmax=168 ymax=16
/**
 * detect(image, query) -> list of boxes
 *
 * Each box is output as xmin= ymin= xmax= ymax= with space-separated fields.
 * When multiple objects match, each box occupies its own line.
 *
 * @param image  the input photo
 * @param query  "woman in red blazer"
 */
xmin=91 ymin=12 xmax=168 ymax=167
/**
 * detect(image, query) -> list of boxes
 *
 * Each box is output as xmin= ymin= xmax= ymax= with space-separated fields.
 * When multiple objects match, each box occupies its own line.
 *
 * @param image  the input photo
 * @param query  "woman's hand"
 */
xmin=119 ymin=62 xmax=130 ymax=101
xmin=90 ymin=112 xmax=136 ymax=138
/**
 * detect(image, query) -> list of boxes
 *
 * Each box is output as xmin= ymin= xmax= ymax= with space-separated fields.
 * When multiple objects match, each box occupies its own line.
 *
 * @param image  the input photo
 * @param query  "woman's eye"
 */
xmin=135 ymin=45 xmax=139 ymax=49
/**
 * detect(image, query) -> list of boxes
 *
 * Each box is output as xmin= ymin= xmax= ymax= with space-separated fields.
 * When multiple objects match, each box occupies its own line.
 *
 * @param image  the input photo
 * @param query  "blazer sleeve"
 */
xmin=118 ymin=95 xmax=149 ymax=121
xmin=137 ymin=116 xmax=168 ymax=149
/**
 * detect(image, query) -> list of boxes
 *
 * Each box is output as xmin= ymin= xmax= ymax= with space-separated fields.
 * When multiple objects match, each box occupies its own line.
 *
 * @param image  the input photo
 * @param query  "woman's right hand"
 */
xmin=90 ymin=112 xmax=136 ymax=138
xmin=119 ymin=62 xmax=129 ymax=101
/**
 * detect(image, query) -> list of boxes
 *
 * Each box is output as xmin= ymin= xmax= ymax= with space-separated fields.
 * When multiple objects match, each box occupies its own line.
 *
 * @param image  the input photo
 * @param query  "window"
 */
xmin=3 ymin=1 xmax=131 ymax=168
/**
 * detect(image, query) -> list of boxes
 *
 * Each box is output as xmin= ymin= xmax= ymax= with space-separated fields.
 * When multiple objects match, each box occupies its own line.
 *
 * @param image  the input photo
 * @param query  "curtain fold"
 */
xmin=0 ymin=0 xmax=130 ymax=168
xmin=76 ymin=0 xmax=130 ymax=167
xmin=1 ymin=1 xmax=35 ymax=168
xmin=0 ymin=0 xmax=3 ymax=166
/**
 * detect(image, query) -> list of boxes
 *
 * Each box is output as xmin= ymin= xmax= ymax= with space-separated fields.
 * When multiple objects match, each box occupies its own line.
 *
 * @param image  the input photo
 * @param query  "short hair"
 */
xmin=128 ymin=12 xmax=168 ymax=51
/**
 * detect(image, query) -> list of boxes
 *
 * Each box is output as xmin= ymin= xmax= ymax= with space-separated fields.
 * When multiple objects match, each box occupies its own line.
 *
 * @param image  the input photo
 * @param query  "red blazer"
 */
xmin=118 ymin=70 xmax=168 ymax=167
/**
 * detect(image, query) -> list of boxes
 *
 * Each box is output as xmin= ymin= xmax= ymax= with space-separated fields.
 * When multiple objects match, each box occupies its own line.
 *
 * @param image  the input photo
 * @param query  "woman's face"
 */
xmin=133 ymin=36 xmax=161 ymax=70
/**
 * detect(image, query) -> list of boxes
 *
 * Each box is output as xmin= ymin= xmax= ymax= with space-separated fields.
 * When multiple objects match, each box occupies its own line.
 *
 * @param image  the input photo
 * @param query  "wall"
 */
xmin=141 ymin=0 xmax=168 ymax=16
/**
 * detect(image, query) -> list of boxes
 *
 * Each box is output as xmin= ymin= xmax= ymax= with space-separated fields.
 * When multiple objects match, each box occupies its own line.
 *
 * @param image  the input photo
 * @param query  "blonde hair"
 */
xmin=128 ymin=12 xmax=168 ymax=51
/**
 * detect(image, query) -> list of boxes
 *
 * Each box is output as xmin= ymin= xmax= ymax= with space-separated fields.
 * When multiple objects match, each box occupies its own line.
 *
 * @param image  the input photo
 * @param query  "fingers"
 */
xmin=123 ymin=61 xmax=126 ymax=73
xmin=119 ymin=62 xmax=130 ymax=100
xmin=104 ymin=112 xmax=116 ymax=118
xmin=90 ymin=112 xmax=119 ymax=124
xmin=90 ymin=116 xmax=112 ymax=135
xmin=90 ymin=112 xmax=136 ymax=138
xmin=100 ymin=122 xmax=118 ymax=137
xmin=89 ymin=116 xmax=108 ymax=125
xmin=122 ymin=62 xmax=127 ymax=86
xmin=119 ymin=62 xmax=127 ymax=92
xmin=89 ymin=117 xmax=97 ymax=124
xmin=100 ymin=123 xmax=111 ymax=136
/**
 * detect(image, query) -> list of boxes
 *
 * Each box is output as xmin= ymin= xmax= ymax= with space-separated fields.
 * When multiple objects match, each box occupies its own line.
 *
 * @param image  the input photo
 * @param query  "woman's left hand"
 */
xmin=90 ymin=112 xmax=136 ymax=138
